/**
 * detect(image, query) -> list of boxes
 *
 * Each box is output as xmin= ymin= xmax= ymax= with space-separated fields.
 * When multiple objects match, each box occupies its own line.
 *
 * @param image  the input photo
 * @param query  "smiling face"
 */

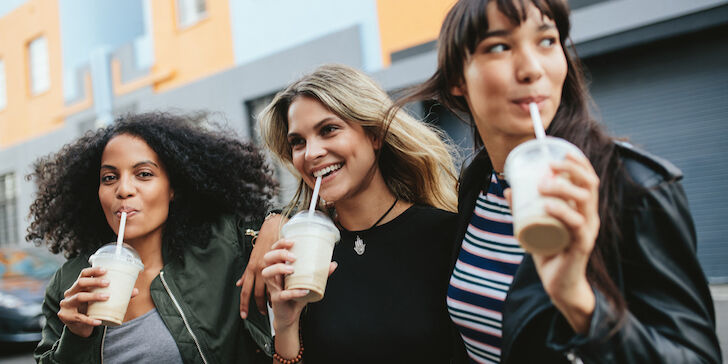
xmin=453 ymin=1 xmax=567 ymax=145
xmin=98 ymin=134 xmax=173 ymax=244
xmin=286 ymin=95 xmax=379 ymax=204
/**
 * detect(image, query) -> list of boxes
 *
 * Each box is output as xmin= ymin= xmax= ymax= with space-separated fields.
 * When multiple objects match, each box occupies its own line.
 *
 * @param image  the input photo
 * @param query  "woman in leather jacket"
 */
xmin=27 ymin=113 xmax=276 ymax=363
xmin=395 ymin=0 xmax=722 ymax=362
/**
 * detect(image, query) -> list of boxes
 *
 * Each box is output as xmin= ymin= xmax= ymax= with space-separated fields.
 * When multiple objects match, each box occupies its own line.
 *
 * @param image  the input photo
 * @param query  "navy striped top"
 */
xmin=447 ymin=172 xmax=525 ymax=364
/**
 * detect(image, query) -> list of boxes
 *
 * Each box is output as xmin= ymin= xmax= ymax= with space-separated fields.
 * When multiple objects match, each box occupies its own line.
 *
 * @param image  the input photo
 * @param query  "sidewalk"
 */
xmin=711 ymin=284 xmax=728 ymax=360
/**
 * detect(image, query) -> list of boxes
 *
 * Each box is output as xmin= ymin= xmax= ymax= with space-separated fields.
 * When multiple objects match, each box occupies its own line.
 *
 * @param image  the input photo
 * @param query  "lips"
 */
xmin=512 ymin=95 xmax=547 ymax=104
xmin=115 ymin=207 xmax=138 ymax=218
xmin=512 ymin=95 xmax=547 ymax=113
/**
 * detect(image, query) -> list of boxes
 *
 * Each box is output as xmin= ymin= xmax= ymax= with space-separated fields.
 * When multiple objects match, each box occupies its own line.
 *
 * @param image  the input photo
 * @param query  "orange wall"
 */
xmin=0 ymin=0 xmax=64 ymax=147
xmin=149 ymin=0 xmax=235 ymax=92
xmin=376 ymin=0 xmax=455 ymax=66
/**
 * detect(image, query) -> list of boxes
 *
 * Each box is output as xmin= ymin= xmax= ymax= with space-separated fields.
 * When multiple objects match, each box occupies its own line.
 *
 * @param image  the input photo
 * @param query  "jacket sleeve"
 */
xmin=545 ymin=179 xmax=721 ymax=363
xmin=34 ymin=267 xmax=101 ymax=364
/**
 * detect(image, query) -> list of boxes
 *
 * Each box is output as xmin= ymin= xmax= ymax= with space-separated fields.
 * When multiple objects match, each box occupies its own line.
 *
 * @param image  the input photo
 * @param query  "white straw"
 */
xmin=308 ymin=176 xmax=322 ymax=217
xmin=115 ymin=212 xmax=127 ymax=255
xmin=529 ymin=102 xmax=547 ymax=140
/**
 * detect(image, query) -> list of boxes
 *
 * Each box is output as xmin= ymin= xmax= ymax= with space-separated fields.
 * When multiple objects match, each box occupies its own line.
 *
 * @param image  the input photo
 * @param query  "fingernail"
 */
xmin=287 ymin=253 xmax=296 ymax=261
xmin=93 ymin=319 xmax=102 ymax=325
xmin=285 ymin=266 xmax=294 ymax=273
xmin=101 ymin=279 xmax=110 ymax=285
xmin=240 ymin=311 xmax=247 ymax=319
xmin=99 ymin=293 xmax=109 ymax=299
xmin=98 ymin=268 xmax=106 ymax=273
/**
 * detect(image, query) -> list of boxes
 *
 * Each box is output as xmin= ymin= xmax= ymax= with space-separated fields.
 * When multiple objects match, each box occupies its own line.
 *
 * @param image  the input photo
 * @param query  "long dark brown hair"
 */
xmin=394 ymin=0 xmax=627 ymax=321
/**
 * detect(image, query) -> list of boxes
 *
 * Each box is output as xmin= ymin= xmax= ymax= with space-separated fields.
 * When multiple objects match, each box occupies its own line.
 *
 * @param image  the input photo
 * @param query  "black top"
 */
xmin=302 ymin=204 xmax=458 ymax=363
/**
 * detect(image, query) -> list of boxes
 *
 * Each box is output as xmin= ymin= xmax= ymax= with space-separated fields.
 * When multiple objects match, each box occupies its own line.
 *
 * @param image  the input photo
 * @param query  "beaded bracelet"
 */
xmin=272 ymin=330 xmax=304 ymax=364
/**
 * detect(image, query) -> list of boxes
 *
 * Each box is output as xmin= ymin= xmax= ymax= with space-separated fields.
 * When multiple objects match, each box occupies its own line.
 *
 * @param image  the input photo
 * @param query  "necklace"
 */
xmin=353 ymin=197 xmax=399 ymax=255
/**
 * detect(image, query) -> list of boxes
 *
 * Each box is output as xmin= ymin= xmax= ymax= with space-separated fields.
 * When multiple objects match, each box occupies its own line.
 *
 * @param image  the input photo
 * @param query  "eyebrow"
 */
xmin=482 ymin=23 xmax=556 ymax=39
xmin=100 ymin=160 xmax=160 ymax=170
xmin=287 ymin=117 xmax=336 ymax=139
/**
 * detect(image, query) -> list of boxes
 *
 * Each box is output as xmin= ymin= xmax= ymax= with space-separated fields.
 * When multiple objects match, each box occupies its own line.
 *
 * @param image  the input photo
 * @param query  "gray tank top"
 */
xmin=103 ymin=308 xmax=184 ymax=364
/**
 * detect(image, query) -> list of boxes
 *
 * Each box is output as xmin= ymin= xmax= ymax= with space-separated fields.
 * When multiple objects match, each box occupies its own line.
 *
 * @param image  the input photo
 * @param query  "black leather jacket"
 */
xmin=450 ymin=141 xmax=721 ymax=363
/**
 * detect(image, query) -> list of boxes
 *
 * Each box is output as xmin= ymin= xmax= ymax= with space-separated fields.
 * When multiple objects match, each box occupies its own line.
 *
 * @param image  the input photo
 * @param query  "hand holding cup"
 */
xmin=58 ymin=267 xmax=139 ymax=338
xmin=261 ymin=238 xmax=337 ymax=331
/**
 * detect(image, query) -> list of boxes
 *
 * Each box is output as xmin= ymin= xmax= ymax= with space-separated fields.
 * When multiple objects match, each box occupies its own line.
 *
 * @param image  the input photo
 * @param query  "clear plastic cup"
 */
xmin=282 ymin=211 xmax=340 ymax=303
xmin=86 ymin=243 xmax=144 ymax=326
xmin=504 ymin=136 xmax=584 ymax=256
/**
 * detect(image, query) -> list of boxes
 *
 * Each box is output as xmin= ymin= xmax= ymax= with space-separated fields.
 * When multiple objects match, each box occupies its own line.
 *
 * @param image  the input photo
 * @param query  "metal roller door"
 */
xmin=583 ymin=26 xmax=728 ymax=282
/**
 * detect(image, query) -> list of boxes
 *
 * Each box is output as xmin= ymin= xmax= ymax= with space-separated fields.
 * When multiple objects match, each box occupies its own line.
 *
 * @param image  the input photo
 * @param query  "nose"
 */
xmin=515 ymin=46 xmax=544 ymax=84
xmin=304 ymin=138 xmax=326 ymax=161
xmin=116 ymin=174 xmax=135 ymax=199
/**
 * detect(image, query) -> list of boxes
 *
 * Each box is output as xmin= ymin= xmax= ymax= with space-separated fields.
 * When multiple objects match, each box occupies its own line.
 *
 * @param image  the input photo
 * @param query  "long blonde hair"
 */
xmin=259 ymin=64 xmax=458 ymax=214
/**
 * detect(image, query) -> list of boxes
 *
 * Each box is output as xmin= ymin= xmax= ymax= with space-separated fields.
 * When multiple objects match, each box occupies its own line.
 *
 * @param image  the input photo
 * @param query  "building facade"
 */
xmin=0 ymin=0 xmax=726 ymax=283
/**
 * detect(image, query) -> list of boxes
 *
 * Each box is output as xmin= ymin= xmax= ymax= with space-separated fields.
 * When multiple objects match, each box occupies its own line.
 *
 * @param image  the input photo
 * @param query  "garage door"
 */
xmin=584 ymin=25 xmax=728 ymax=282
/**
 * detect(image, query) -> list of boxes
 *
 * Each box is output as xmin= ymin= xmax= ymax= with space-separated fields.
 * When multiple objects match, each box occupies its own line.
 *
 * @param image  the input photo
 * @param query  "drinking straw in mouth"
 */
xmin=529 ymin=102 xmax=547 ymax=140
xmin=115 ymin=211 xmax=127 ymax=255
xmin=308 ymin=176 xmax=322 ymax=218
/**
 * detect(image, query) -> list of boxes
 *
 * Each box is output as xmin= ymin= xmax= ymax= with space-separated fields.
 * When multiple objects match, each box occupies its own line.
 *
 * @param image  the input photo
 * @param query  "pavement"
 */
xmin=1 ymin=286 xmax=727 ymax=363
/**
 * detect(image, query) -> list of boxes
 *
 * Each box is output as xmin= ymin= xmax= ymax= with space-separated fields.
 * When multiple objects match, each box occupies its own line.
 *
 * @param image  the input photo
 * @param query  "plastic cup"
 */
xmin=282 ymin=211 xmax=340 ymax=303
xmin=86 ymin=242 xmax=144 ymax=326
xmin=504 ymin=136 xmax=584 ymax=255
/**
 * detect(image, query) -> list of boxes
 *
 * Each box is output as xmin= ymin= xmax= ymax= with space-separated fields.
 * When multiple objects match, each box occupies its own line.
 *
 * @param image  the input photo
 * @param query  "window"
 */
xmin=176 ymin=0 xmax=207 ymax=28
xmin=245 ymin=93 xmax=298 ymax=204
xmin=29 ymin=36 xmax=50 ymax=95
xmin=245 ymin=93 xmax=276 ymax=145
xmin=0 ymin=173 xmax=18 ymax=246
xmin=0 ymin=59 xmax=6 ymax=110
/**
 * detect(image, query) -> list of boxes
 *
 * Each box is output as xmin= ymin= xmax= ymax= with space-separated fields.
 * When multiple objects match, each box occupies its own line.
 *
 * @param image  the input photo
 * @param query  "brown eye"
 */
xmin=288 ymin=137 xmax=304 ymax=148
xmin=486 ymin=43 xmax=509 ymax=53
xmin=320 ymin=124 xmax=339 ymax=135
xmin=539 ymin=37 xmax=557 ymax=47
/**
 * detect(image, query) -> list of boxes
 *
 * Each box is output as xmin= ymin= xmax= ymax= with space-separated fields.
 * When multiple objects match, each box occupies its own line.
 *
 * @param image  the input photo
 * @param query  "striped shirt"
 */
xmin=447 ymin=172 xmax=525 ymax=364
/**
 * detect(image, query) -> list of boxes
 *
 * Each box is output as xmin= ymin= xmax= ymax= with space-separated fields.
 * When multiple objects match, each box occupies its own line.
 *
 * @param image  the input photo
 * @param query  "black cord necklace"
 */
xmin=353 ymin=197 xmax=399 ymax=255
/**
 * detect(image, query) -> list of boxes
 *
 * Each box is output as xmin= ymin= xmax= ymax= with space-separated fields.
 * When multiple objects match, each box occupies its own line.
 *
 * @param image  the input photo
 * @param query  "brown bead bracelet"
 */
xmin=272 ymin=330 xmax=304 ymax=364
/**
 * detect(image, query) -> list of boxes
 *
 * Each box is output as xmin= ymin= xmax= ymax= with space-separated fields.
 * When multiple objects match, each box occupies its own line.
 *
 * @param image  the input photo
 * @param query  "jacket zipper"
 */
xmin=100 ymin=326 xmax=107 ymax=364
xmin=160 ymin=271 xmax=210 ymax=364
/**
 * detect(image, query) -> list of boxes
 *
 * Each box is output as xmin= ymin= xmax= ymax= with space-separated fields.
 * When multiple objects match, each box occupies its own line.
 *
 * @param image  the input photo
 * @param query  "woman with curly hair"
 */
xmin=255 ymin=64 xmax=464 ymax=363
xmin=27 ymin=112 xmax=276 ymax=364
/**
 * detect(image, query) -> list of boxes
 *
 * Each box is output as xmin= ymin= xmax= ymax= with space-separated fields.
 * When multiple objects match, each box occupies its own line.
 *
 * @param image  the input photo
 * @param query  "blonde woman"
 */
xmin=254 ymin=64 xmax=465 ymax=363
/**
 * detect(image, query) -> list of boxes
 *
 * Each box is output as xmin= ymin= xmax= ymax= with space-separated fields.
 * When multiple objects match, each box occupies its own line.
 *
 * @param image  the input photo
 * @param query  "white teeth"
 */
xmin=313 ymin=163 xmax=342 ymax=178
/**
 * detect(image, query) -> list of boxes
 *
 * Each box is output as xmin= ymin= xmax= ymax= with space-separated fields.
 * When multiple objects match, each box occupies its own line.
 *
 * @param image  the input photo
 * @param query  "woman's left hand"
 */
xmin=505 ymin=152 xmax=599 ymax=333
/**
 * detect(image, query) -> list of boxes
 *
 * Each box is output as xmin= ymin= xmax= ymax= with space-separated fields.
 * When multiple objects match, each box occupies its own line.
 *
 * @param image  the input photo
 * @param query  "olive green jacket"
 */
xmin=34 ymin=215 xmax=272 ymax=364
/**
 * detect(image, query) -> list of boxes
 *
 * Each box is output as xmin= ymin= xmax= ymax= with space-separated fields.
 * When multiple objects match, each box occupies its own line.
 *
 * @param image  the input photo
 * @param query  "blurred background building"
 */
xmin=0 ymin=0 xmax=726 ymax=286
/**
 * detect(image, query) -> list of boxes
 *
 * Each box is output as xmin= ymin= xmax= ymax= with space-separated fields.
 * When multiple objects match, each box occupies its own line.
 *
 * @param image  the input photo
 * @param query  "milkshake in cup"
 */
xmin=282 ymin=210 xmax=340 ymax=303
xmin=504 ymin=136 xmax=584 ymax=256
xmin=86 ymin=242 xmax=144 ymax=326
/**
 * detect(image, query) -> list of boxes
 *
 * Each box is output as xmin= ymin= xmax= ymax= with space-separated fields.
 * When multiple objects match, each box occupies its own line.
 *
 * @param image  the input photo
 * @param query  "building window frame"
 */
xmin=0 ymin=172 xmax=18 ymax=247
xmin=0 ymin=58 xmax=7 ymax=111
xmin=176 ymin=0 xmax=207 ymax=29
xmin=28 ymin=36 xmax=51 ymax=96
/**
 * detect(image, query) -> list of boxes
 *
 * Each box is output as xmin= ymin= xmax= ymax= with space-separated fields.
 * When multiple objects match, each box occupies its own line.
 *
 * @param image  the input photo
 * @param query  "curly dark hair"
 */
xmin=26 ymin=112 xmax=277 ymax=260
